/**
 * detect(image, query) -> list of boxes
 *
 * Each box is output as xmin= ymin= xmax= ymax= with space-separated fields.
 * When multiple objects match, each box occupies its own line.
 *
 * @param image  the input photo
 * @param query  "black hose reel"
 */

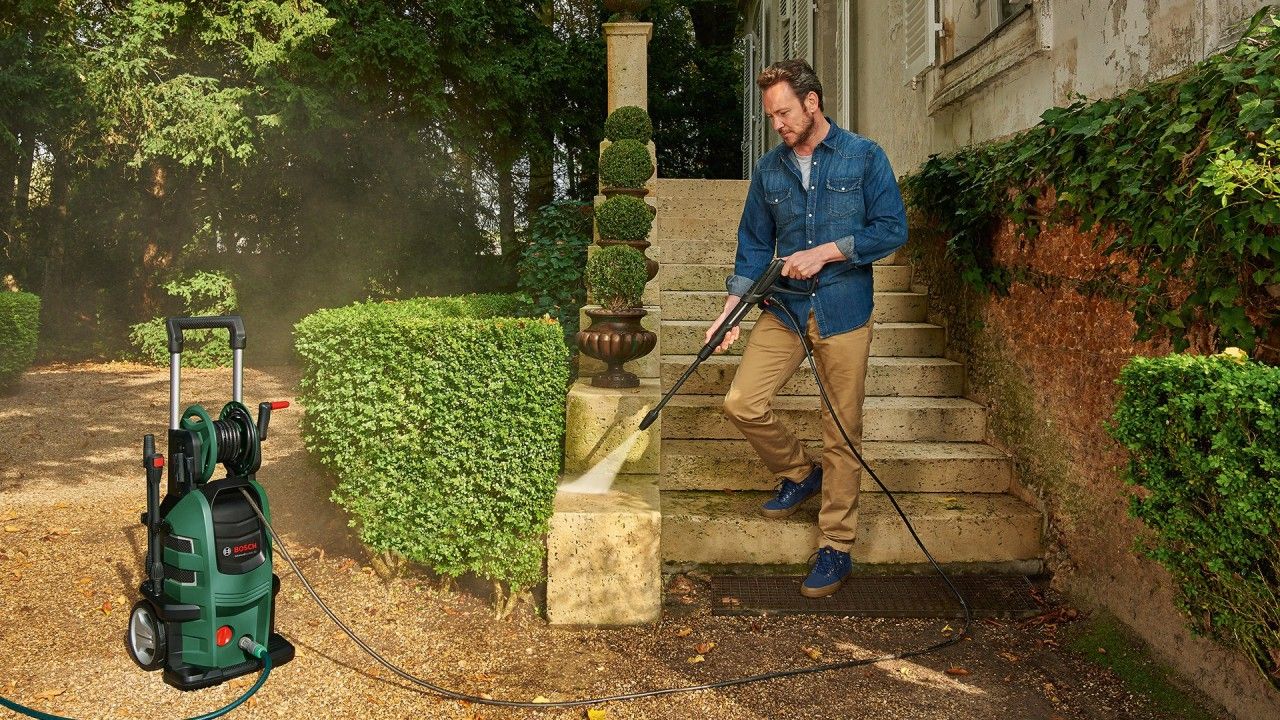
xmin=179 ymin=401 xmax=263 ymax=485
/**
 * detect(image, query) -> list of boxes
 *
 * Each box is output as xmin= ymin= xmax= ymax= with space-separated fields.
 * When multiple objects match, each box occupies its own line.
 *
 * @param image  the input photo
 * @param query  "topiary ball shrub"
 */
xmin=603 ymin=105 xmax=653 ymax=144
xmin=0 ymin=291 xmax=40 ymax=390
xmin=595 ymin=195 xmax=654 ymax=242
xmin=599 ymin=139 xmax=654 ymax=189
xmin=586 ymin=245 xmax=647 ymax=311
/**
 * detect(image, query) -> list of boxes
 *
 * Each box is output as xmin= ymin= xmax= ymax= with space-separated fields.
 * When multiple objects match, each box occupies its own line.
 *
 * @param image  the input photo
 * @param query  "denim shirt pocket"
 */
xmin=824 ymin=176 xmax=864 ymax=219
xmin=761 ymin=170 xmax=797 ymax=229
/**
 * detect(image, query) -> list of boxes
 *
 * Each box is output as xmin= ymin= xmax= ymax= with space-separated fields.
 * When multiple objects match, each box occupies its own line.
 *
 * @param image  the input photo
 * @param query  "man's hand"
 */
xmin=705 ymin=296 xmax=743 ymax=353
xmin=782 ymin=242 xmax=845 ymax=280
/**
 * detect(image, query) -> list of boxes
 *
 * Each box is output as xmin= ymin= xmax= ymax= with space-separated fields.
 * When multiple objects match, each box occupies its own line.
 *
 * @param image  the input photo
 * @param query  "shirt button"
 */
xmin=811 ymin=293 xmax=816 ymax=297
xmin=808 ymin=213 xmax=813 ymax=217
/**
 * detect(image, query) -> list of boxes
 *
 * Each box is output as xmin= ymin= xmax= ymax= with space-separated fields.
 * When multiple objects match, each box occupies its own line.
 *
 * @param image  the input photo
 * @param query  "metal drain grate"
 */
xmin=709 ymin=574 xmax=1041 ymax=619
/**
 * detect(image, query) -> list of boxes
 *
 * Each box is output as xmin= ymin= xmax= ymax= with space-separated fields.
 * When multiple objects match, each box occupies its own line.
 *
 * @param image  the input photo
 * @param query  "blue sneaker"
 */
xmin=801 ymin=546 xmax=852 ymax=598
xmin=760 ymin=464 xmax=822 ymax=518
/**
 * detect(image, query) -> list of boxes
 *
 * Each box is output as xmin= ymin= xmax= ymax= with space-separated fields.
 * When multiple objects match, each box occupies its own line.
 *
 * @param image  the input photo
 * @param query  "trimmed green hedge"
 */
xmin=0 ymin=292 xmax=40 ymax=389
xmin=1110 ymin=352 xmax=1280 ymax=686
xmin=294 ymin=294 xmax=568 ymax=592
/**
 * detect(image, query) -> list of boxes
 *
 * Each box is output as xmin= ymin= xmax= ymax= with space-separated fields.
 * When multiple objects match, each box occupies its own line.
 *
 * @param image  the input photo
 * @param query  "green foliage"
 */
xmin=586 ymin=244 xmax=647 ymax=311
xmin=1200 ymin=120 xmax=1280 ymax=204
xmin=903 ymin=9 xmax=1280 ymax=351
xmin=517 ymin=201 xmax=593 ymax=336
xmin=1109 ymin=352 xmax=1280 ymax=685
xmin=595 ymin=194 xmax=654 ymax=241
xmin=598 ymin=139 xmax=654 ymax=188
xmin=293 ymin=294 xmax=567 ymax=593
xmin=129 ymin=271 xmax=239 ymax=368
xmin=603 ymin=105 xmax=653 ymax=143
xmin=0 ymin=292 xmax=41 ymax=390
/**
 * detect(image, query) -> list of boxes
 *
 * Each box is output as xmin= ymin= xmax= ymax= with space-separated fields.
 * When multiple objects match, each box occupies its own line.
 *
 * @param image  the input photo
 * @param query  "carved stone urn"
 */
xmin=577 ymin=308 xmax=656 ymax=388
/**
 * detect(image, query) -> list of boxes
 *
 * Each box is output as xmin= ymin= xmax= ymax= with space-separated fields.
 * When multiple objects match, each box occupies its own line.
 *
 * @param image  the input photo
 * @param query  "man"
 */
xmin=706 ymin=60 xmax=908 ymax=598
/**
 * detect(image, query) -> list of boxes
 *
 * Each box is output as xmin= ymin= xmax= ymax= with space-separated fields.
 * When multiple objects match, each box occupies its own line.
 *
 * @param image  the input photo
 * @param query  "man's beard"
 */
xmin=781 ymin=110 xmax=816 ymax=148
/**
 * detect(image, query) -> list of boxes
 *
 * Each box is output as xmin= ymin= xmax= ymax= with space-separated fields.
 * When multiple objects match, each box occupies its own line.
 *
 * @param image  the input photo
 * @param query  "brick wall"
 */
xmin=907 ymin=209 xmax=1280 ymax=720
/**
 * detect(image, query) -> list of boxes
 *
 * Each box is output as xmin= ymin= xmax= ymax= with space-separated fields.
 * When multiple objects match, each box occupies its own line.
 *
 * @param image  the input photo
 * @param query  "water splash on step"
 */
xmin=557 ymin=429 xmax=643 ymax=495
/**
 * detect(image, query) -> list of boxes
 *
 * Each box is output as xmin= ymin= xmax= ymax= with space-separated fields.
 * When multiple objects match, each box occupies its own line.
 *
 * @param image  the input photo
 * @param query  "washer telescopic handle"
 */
xmin=639 ymin=258 xmax=786 ymax=431
xmin=166 ymin=315 xmax=247 ymax=429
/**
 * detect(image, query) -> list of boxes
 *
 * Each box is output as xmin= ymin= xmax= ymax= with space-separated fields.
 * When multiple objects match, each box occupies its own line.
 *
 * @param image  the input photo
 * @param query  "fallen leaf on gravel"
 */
xmin=941 ymin=624 xmax=954 ymax=635
xmin=4 ymin=526 xmax=25 ymax=533
xmin=1096 ymin=647 xmax=1107 ymax=654
xmin=686 ymin=655 xmax=705 ymax=664
xmin=945 ymin=667 xmax=970 ymax=676
xmin=54 ymin=502 xmax=70 ymax=509
xmin=115 ymin=595 xmax=127 ymax=606
xmin=898 ymin=667 xmax=913 ymax=677
xmin=694 ymin=642 xmax=716 ymax=654
xmin=101 ymin=600 xmax=112 ymax=615
xmin=33 ymin=688 xmax=65 ymax=701
xmin=587 ymin=710 xmax=608 ymax=720
xmin=999 ymin=652 xmax=1020 ymax=662
xmin=803 ymin=647 xmax=822 ymax=661
xmin=337 ymin=558 xmax=356 ymax=572
xmin=76 ymin=577 xmax=92 ymax=585
xmin=0 ymin=513 xmax=17 ymax=522
xmin=674 ymin=627 xmax=693 ymax=637
xmin=719 ymin=596 xmax=741 ymax=606
xmin=532 ymin=697 xmax=550 ymax=703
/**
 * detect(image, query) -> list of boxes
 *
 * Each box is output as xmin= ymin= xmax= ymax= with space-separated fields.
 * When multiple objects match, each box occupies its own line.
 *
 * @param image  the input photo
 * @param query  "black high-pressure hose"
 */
xmin=235 ymin=263 xmax=974 ymax=711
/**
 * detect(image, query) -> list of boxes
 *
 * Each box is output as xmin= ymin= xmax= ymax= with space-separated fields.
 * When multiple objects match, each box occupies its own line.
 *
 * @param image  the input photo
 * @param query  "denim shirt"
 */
xmin=729 ymin=118 xmax=908 ymax=338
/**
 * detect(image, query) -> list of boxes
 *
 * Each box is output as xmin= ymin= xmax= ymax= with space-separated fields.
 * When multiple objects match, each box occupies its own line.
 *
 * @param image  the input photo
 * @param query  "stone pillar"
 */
xmin=546 ymin=18 xmax=664 ymax=628
xmin=604 ymin=23 xmax=653 ymax=113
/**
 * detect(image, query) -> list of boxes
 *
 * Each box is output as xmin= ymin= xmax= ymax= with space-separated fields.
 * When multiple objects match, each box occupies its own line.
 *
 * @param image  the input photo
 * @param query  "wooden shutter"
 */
xmin=903 ymin=0 xmax=937 ymax=82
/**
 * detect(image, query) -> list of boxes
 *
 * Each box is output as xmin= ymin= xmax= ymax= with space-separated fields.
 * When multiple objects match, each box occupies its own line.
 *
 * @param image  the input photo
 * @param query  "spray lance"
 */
xmin=640 ymin=257 xmax=787 ymax=431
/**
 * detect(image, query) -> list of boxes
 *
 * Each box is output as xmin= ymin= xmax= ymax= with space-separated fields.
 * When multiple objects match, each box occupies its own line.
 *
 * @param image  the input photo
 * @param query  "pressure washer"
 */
xmin=2 ymin=287 xmax=972 ymax=717
xmin=125 ymin=316 xmax=295 ymax=687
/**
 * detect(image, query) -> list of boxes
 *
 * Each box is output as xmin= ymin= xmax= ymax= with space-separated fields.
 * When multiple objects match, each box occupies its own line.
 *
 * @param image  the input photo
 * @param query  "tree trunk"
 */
xmin=14 ymin=131 xmax=35 ymax=217
xmin=496 ymin=156 xmax=517 ymax=259
xmin=39 ymin=147 xmax=71 ymax=318
xmin=139 ymin=162 xmax=174 ymax=316
xmin=525 ymin=139 xmax=555 ymax=220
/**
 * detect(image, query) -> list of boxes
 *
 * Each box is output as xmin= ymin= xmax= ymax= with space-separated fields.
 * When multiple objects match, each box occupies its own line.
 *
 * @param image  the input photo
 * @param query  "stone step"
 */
xmin=662 ymin=439 xmax=1012 ymax=493
xmin=661 ymin=395 xmax=987 ymax=442
xmin=661 ymin=290 xmax=928 ymax=323
xmin=657 ymin=215 xmax=738 ymax=244
xmin=661 ymin=355 xmax=964 ymax=397
xmin=653 ymin=239 xmax=738 ymax=265
xmin=660 ymin=490 xmax=1042 ymax=565
xmin=661 ymin=263 xmax=912 ymax=293
xmin=660 ymin=320 xmax=946 ymax=357
xmin=652 ymin=178 xmax=750 ymax=202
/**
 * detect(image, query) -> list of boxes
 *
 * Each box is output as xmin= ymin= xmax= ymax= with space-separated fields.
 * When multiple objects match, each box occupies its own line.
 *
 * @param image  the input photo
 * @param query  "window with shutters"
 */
xmin=922 ymin=1 xmax=1052 ymax=113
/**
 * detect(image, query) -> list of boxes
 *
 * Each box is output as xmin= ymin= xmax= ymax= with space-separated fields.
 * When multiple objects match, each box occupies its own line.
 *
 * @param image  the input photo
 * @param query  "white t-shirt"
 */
xmin=794 ymin=150 xmax=813 ymax=190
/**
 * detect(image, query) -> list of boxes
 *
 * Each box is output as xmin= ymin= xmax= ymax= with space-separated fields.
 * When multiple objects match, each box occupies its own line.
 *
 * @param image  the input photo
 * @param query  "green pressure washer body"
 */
xmin=127 ymin=316 xmax=295 ymax=690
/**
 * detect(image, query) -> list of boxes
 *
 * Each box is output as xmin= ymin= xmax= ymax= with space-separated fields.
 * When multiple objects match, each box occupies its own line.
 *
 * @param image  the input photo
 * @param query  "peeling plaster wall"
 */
xmin=852 ymin=0 xmax=1269 ymax=172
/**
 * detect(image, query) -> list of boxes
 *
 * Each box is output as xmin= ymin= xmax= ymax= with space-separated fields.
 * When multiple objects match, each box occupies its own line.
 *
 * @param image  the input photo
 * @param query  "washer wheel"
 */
xmin=126 ymin=601 xmax=166 ymax=671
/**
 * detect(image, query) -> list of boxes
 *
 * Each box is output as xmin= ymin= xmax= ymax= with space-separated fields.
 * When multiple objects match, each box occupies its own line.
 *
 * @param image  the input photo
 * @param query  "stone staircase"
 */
xmin=650 ymin=178 xmax=1044 ymax=571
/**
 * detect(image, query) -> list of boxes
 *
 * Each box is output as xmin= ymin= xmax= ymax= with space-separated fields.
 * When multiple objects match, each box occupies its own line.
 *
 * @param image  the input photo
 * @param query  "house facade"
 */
xmin=740 ymin=0 xmax=1269 ymax=176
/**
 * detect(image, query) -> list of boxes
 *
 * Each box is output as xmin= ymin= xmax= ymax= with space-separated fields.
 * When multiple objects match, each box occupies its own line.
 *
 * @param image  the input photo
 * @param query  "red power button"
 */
xmin=216 ymin=625 xmax=233 ymax=647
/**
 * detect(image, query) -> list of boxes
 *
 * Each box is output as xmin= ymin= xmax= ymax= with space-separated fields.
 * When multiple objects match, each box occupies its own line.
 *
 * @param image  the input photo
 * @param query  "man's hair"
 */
xmin=758 ymin=59 xmax=824 ymax=111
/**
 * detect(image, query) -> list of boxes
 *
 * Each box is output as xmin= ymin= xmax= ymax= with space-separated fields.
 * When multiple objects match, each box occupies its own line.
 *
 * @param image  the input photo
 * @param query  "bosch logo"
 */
xmin=233 ymin=542 xmax=259 ymax=554
xmin=222 ymin=546 xmax=232 ymax=557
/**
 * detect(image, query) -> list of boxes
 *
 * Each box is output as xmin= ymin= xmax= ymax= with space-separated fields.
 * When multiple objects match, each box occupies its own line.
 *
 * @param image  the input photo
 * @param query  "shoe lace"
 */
xmin=773 ymin=478 xmax=801 ymax=496
xmin=806 ymin=547 xmax=841 ymax=577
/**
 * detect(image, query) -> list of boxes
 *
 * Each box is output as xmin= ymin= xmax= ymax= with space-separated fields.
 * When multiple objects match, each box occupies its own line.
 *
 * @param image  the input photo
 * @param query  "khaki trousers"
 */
xmin=722 ymin=311 xmax=872 ymax=552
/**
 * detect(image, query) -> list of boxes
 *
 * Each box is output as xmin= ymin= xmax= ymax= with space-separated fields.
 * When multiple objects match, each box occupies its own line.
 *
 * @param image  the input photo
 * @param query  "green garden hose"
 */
xmin=180 ymin=404 xmax=219 ymax=484
xmin=0 ymin=640 xmax=271 ymax=720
